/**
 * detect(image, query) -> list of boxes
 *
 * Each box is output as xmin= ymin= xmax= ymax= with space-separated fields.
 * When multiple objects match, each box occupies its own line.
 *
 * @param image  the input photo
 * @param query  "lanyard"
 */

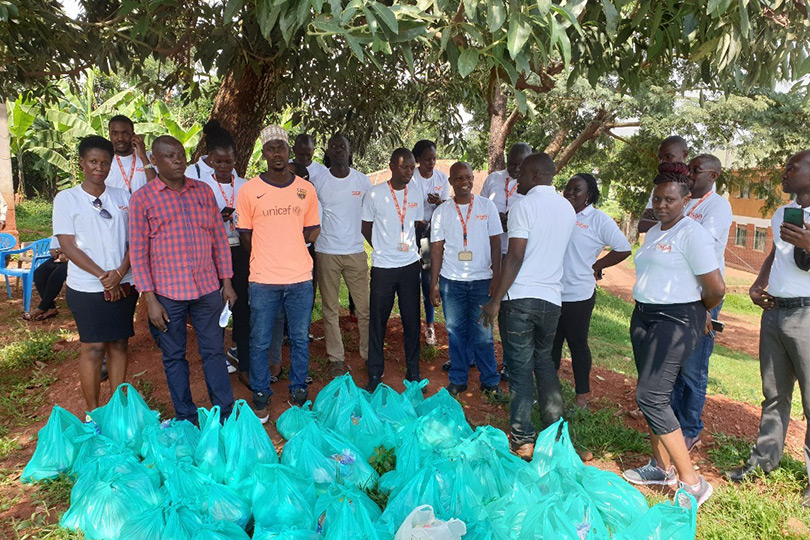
xmin=116 ymin=155 xmax=136 ymax=192
xmin=686 ymin=192 xmax=711 ymax=219
xmin=388 ymin=181 xmax=408 ymax=233
xmin=214 ymin=174 xmax=234 ymax=207
xmin=504 ymin=177 xmax=517 ymax=211
xmin=454 ymin=195 xmax=474 ymax=249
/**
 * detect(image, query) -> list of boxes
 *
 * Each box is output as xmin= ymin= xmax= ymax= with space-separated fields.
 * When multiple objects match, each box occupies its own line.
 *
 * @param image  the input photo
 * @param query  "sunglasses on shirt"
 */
xmin=92 ymin=197 xmax=112 ymax=219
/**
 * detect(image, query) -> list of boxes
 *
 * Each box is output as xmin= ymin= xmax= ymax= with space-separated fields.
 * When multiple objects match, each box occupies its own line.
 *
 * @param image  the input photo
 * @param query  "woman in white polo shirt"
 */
xmin=53 ymin=136 xmax=137 ymax=411
xmin=622 ymin=162 xmax=725 ymax=510
xmin=552 ymin=173 xmax=631 ymax=409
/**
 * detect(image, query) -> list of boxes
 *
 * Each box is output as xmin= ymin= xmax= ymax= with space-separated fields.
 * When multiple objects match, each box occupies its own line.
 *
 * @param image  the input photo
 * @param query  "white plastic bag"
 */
xmin=394 ymin=505 xmax=467 ymax=540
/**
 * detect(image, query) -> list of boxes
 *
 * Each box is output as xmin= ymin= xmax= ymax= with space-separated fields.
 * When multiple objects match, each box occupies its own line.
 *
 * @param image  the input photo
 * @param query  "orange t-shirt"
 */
xmin=236 ymin=175 xmax=320 ymax=285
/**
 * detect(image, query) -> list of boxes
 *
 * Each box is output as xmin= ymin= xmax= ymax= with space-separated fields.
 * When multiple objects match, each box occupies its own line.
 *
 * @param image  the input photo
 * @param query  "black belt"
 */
xmin=773 ymin=297 xmax=810 ymax=309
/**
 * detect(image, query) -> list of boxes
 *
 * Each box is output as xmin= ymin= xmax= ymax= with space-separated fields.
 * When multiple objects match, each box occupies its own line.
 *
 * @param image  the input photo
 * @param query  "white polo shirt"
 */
xmin=306 ymin=161 xmax=328 ymax=181
xmin=633 ymin=217 xmax=718 ymax=304
xmin=52 ymin=185 xmax=133 ymax=293
xmin=684 ymin=192 xmax=732 ymax=273
xmin=480 ymin=169 xmax=523 ymax=254
xmin=562 ymin=205 xmax=631 ymax=302
xmin=768 ymin=202 xmax=810 ymax=298
xmin=105 ymin=153 xmax=148 ymax=193
xmin=504 ymin=185 xmax=575 ymax=305
xmin=431 ymin=195 xmax=503 ymax=281
xmin=413 ymin=169 xmax=450 ymax=223
xmin=362 ymin=181 xmax=423 ymax=269
xmin=311 ymin=168 xmax=372 ymax=255
xmin=186 ymin=158 xmax=246 ymax=246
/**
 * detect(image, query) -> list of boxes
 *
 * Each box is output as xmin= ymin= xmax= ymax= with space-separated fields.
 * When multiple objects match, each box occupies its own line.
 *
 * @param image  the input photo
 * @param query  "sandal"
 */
xmin=21 ymin=312 xmax=33 ymax=321
xmin=34 ymin=309 xmax=58 ymax=321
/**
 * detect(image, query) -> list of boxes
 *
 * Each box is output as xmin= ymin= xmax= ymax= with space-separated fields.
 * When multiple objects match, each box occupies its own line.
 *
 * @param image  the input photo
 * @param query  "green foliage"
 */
xmin=368 ymin=445 xmax=396 ymax=477
xmin=0 ymin=330 xmax=61 ymax=370
xmin=15 ymin=198 xmax=53 ymax=242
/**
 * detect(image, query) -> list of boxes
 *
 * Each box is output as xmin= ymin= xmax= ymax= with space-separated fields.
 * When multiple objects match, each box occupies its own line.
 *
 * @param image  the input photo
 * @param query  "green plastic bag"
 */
xmin=580 ymin=467 xmax=649 ymax=533
xmin=379 ymin=423 xmax=428 ymax=493
xmin=417 ymin=387 xmax=463 ymax=417
xmin=71 ymin=432 xmax=130 ymax=474
xmin=316 ymin=484 xmax=382 ymax=540
xmin=413 ymin=400 xmax=473 ymax=454
xmin=191 ymin=520 xmax=251 ymax=540
xmin=141 ymin=419 xmax=200 ymax=474
xmin=90 ymin=383 xmax=160 ymax=453
xmin=276 ymin=400 xmax=318 ymax=440
xmin=531 ymin=419 xmax=584 ymax=480
xmin=60 ymin=457 xmax=165 ymax=540
xmin=195 ymin=406 xmax=227 ymax=483
xmin=222 ymin=400 xmax=279 ymax=486
xmin=402 ymin=379 xmax=429 ymax=411
xmin=518 ymin=494 xmax=582 ymax=540
xmin=162 ymin=502 xmax=206 ymax=540
xmin=330 ymin=395 xmax=394 ymax=460
xmin=21 ymin=405 xmax=93 ymax=483
xmin=164 ymin=461 xmax=251 ymax=528
xmin=251 ymin=463 xmax=317 ymax=531
xmin=119 ymin=504 xmax=166 ymax=540
xmin=377 ymin=464 xmax=450 ymax=538
xmin=313 ymin=374 xmax=368 ymax=427
xmin=252 ymin=528 xmax=318 ymax=540
xmin=613 ymin=490 xmax=696 ymax=540
xmin=369 ymin=384 xmax=417 ymax=429
xmin=281 ymin=423 xmax=379 ymax=492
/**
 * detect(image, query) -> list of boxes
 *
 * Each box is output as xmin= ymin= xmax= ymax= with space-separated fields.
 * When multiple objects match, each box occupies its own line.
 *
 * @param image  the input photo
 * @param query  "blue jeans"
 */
xmin=671 ymin=301 xmax=723 ymax=438
xmin=498 ymin=297 xmax=562 ymax=445
xmin=439 ymin=277 xmax=499 ymax=387
xmin=249 ymin=281 xmax=313 ymax=401
xmin=151 ymin=290 xmax=235 ymax=422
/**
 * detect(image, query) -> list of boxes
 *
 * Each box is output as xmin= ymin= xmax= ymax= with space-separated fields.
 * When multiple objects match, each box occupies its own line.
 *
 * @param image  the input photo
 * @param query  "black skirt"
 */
xmin=66 ymin=286 xmax=138 ymax=343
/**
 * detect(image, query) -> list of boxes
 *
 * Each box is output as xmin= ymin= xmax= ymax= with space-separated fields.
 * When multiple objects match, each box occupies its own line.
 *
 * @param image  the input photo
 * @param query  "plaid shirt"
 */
xmin=129 ymin=177 xmax=233 ymax=300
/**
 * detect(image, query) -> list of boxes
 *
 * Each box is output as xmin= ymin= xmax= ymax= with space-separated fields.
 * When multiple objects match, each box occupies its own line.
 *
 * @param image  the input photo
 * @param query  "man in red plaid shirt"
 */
xmin=129 ymin=135 xmax=236 ymax=422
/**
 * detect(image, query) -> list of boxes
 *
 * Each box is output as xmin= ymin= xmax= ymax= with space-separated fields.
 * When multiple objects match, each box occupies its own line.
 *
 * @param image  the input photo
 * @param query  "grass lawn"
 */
xmin=15 ymin=198 xmax=53 ymax=243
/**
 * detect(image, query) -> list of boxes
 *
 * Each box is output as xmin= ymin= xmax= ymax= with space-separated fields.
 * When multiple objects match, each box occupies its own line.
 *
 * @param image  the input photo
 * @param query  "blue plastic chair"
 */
xmin=1 ymin=238 xmax=52 ymax=313
xmin=0 ymin=232 xmax=16 ymax=252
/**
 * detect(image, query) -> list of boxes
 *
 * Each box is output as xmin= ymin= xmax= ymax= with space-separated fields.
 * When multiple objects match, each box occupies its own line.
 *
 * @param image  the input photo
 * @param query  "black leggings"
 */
xmin=630 ymin=301 xmax=703 ymax=436
xmin=33 ymin=258 xmax=67 ymax=311
xmin=231 ymin=245 xmax=251 ymax=373
xmin=551 ymin=292 xmax=596 ymax=394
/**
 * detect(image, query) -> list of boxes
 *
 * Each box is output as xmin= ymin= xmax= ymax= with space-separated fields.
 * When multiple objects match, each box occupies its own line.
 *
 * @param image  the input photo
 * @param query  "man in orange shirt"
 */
xmin=236 ymin=125 xmax=320 ymax=422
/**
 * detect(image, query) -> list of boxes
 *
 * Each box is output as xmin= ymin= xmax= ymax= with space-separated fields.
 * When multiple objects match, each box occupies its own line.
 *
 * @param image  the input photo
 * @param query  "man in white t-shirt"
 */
xmin=293 ymin=134 xmax=328 ymax=179
xmin=429 ymin=162 xmax=503 ymax=398
xmin=361 ymin=148 xmax=424 ymax=392
xmin=479 ymin=142 xmax=532 ymax=255
xmin=480 ymin=152 xmax=575 ymax=458
xmin=670 ymin=154 xmax=733 ymax=451
xmin=729 ymin=150 xmax=810 ymax=506
xmin=105 ymin=115 xmax=155 ymax=193
xmin=312 ymin=134 xmax=373 ymax=377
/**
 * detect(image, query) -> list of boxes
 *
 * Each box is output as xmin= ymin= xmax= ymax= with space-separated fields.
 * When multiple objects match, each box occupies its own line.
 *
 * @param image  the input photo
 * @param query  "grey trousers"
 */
xmin=749 ymin=306 xmax=810 ymax=479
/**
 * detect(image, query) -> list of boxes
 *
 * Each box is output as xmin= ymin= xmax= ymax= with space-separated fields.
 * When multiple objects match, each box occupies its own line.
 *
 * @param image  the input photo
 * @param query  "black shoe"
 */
xmin=442 ymin=360 xmax=451 ymax=372
xmin=288 ymin=388 xmax=308 ymax=407
xmin=446 ymin=383 xmax=467 ymax=396
xmin=252 ymin=392 xmax=270 ymax=424
xmin=499 ymin=364 xmax=508 ymax=381
xmin=801 ymin=486 xmax=810 ymax=507
xmin=727 ymin=462 xmax=759 ymax=483
xmin=481 ymin=384 xmax=506 ymax=401
xmin=100 ymin=356 xmax=108 ymax=382
xmin=365 ymin=376 xmax=381 ymax=393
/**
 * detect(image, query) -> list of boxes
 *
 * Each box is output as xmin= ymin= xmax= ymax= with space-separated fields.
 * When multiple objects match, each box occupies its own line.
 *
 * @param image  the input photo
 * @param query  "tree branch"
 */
xmin=554 ymin=108 xmax=612 ymax=171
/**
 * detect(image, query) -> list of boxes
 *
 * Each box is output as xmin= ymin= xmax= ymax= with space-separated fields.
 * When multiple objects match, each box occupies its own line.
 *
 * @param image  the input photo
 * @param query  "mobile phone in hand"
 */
xmin=711 ymin=319 xmax=725 ymax=333
xmin=784 ymin=207 xmax=805 ymax=228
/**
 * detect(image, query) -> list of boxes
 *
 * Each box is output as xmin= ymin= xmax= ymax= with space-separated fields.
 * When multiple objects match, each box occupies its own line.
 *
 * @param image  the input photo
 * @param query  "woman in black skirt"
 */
xmin=53 ymin=136 xmax=138 ymax=412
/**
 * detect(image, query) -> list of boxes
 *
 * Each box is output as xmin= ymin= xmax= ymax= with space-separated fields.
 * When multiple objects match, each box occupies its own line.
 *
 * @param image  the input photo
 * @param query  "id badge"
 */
xmin=397 ymin=242 xmax=410 ymax=252
xmin=458 ymin=250 xmax=473 ymax=261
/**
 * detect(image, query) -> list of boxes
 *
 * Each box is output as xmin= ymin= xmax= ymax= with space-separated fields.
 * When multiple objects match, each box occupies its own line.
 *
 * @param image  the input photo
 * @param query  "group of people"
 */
xmin=38 ymin=112 xmax=810 ymax=511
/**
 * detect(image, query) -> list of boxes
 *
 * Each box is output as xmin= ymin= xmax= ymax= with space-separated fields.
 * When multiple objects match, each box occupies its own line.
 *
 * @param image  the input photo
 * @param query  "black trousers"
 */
xmin=551 ymin=292 xmax=596 ymax=394
xmin=367 ymin=262 xmax=421 ymax=381
xmin=231 ymin=245 xmax=251 ymax=373
xmin=33 ymin=257 xmax=67 ymax=311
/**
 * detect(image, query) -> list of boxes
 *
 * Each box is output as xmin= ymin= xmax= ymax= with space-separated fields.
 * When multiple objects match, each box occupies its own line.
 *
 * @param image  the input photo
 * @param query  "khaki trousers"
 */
xmin=316 ymin=252 xmax=369 ymax=362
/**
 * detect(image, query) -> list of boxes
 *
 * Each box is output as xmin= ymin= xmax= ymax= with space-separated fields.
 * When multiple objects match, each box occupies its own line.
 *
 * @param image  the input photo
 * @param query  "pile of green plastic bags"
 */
xmin=22 ymin=375 xmax=697 ymax=539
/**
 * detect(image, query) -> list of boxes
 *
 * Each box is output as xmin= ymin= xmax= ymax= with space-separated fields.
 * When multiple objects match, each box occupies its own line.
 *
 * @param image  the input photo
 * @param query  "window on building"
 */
xmin=754 ymin=228 xmax=768 ymax=252
xmin=735 ymin=225 xmax=748 ymax=248
xmin=736 ymin=185 xmax=751 ymax=199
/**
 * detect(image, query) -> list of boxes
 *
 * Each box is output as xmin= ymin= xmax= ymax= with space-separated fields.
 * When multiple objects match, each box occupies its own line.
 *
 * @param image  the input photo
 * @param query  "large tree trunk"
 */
xmin=544 ymin=127 xmax=570 ymax=159
xmin=486 ymin=70 xmax=521 ymax=173
xmin=202 ymin=63 xmax=279 ymax=175
xmin=0 ymin=104 xmax=16 ymax=235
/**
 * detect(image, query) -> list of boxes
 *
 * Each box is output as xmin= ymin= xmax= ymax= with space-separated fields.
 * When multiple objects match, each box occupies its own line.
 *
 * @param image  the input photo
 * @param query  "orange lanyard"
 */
xmin=388 ymin=181 xmax=408 ymax=233
xmin=504 ymin=177 xmax=517 ymax=210
xmin=454 ymin=195 xmax=474 ymax=249
xmin=686 ymin=192 xmax=711 ymax=219
xmin=116 ymin=155 xmax=136 ymax=191
xmin=214 ymin=174 xmax=234 ymax=207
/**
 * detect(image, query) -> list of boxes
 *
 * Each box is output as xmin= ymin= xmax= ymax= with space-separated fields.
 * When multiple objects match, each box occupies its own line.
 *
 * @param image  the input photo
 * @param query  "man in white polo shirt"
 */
xmin=480 ymin=152 xmax=575 ymax=459
xmin=670 ymin=154 xmax=732 ymax=451
xmin=479 ymin=142 xmax=532 ymax=256
xmin=312 ymin=134 xmax=372 ymax=378
xmin=361 ymin=148 xmax=424 ymax=392
xmin=429 ymin=162 xmax=503 ymax=398
xmin=105 ymin=115 xmax=155 ymax=193
xmin=729 ymin=150 xmax=810 ymax=506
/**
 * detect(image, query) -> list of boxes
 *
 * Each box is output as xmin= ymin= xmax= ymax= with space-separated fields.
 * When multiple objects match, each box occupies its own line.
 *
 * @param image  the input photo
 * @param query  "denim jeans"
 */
xmin=499 ymin=297 xmax=562 ymax=445
xmin=671 ymin=300 xmax=723 ymax=438
xmin=439 ymin=277 xmax=499 ymax=387
xmin=248 ymin=280 xmax=313 ymax=401
xmin=151 ymin=290 xmax=235 ymax=422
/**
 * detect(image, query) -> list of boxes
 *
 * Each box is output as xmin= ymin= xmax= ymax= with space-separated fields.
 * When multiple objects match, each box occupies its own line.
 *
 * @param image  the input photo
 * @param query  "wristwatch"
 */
xmin=143 ymin=163 xmax=155 ymax=170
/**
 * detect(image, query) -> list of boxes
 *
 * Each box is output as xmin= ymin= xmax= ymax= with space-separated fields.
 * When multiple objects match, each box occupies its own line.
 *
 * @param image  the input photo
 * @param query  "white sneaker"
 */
xmin=225 ymin=360 xmax=237 ymax=374
xmin=425 ymin=325 xmax=437 ymax=346
xmin=676 ymin=476 xmax=714 ymax=509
